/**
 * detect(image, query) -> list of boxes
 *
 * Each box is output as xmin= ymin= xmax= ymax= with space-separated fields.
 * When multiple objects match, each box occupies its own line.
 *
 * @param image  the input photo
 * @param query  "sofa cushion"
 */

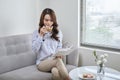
xmin=0 ymin=34 xmax=37 ymax=74
xmin=0 ymin=34 xmax=32 ymax=56
xmin=0 ymin=65 xmax=52 ymax=80
xmin=0 ymin=52 xmax=36 ymax=74
xmin=66 ymin=64 xmax=77 ymax=72
xmin=62 ymin=41 xmax=73 ymax=65
xmin=0 ymin=65 xmax=76 ymax=80
xmin=67 ymin=48 xmax=79 ymax=66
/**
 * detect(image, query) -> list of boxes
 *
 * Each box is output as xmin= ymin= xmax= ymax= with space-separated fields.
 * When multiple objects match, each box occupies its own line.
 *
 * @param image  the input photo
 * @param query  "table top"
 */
xmin=69 ymin=66 xmax=120 ymax=80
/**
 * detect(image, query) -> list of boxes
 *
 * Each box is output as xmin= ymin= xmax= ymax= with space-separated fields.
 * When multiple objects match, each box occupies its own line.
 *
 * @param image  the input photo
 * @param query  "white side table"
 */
xmin=69 ymin=66 xmax=120 ymax=80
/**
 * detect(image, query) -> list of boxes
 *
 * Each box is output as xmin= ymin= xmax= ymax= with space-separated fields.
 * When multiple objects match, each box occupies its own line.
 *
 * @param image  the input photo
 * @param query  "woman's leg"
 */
xmin=37 ymin=57 xmax=57 ymax=72
xmin=37 ymin=57 xmax=70 ymax=80
xmin=56 ymin=58 xmax=70 ymax=80
xmin=51 ymin=67 xmax=61 ymax=80
xmin=37 ymin=57 xmax=62 ymax=80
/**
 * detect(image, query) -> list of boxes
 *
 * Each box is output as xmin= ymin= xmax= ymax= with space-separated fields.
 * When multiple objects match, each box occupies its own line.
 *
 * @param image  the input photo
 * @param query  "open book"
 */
xmin=53 ymin=47 xmax=74 ymax=57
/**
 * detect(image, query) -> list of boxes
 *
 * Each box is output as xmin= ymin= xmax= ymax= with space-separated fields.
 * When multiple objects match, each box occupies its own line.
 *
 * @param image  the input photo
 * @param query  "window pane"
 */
xmin=82 ymin=0 xmax=120 ymax=49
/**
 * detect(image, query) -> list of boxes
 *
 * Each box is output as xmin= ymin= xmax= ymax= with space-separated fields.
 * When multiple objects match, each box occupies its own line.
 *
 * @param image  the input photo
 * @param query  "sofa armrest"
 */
xmin=66 ymin=48 xmax=79 ymax=66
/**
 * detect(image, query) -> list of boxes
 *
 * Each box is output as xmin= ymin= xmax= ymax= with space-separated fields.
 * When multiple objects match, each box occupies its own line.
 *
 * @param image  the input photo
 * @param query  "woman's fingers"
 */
xmin=55 ymin=55 xmax=63 ymax=59
xmin=40 ymin=25 xmax=53 ymax=36
xmin=40 ymin=26 xmax=48 ymax=36
xmin=46 ymin=26 xmax=53 ymax=32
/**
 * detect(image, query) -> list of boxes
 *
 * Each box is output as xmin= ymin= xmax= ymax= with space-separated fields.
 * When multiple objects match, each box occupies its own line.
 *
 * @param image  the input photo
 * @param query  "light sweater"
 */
xmin=32 ymin=30 xmax=63 ymax=65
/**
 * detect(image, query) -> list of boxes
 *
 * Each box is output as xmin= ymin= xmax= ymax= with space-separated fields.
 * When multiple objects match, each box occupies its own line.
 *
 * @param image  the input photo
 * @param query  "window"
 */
xmin=81 ymin=0 xmax=120 ymax=51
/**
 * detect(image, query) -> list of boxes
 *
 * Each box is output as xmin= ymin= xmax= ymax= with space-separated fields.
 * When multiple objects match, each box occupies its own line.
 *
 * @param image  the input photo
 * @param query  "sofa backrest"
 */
xmin=0 ymin=34 xmax=36 ymax=74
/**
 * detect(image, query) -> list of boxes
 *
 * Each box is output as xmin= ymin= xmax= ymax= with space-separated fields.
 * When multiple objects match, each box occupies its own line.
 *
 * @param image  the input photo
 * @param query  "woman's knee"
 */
xmin=56 ymin=58 xmax=63 ymax=62
xmin=51 ymin=67 xmax=61 ymax=80
xmin=56 ymin=58 xmax=64 ymax=65
xmin=37 ymin=65 xmax=43 ymax=71
xmin=51 ymin=67 xmax=59 ymax=74
xmin=37 ymin=64 xmax=50 ymax=72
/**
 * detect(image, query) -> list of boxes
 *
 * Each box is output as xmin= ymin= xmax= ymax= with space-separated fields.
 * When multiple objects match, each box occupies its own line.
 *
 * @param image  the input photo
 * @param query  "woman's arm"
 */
xmin=32 ymin=30 xmax=43 ymax=53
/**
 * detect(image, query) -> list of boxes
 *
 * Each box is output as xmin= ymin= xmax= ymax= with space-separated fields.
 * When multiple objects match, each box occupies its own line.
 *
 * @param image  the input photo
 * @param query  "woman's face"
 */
xmin=44 ymin=14 xmax=53 ymax=27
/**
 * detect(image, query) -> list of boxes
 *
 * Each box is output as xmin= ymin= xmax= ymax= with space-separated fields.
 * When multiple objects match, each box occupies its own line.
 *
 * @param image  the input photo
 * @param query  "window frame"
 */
xmin=80 ymin=0 xmax=120 ymax=52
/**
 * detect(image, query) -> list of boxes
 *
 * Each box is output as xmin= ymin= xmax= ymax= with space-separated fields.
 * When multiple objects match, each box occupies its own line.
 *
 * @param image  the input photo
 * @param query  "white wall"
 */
xmin=49 ymin=0 xmax=78 ymax=46
xmin=0 ymin=0 xmax=38 ymax=37
xmin=36 ymin=0 xmax=49 ymax=26
xmin=78 ymin=47 xmax=120 ymax=71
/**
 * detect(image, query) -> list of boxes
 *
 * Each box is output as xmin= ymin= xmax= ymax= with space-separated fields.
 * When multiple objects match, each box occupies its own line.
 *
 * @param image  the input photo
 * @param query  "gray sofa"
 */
xmin=0 ymin=34 xmax=79 ymax=80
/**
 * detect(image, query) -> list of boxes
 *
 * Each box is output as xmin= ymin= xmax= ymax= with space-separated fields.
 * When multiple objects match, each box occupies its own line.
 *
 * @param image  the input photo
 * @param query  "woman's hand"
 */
xmin=55 ymin=55 xmax=63 ymax=59
xmin=39 ymin=26 xmax=48 ymax=37
xmin=46 ymin=26 xmax=53 ymax=32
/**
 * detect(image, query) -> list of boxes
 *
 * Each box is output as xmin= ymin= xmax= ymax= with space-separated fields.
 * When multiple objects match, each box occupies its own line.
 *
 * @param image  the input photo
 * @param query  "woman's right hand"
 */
xmin=39 ymin=26 xmax=48 ymax=37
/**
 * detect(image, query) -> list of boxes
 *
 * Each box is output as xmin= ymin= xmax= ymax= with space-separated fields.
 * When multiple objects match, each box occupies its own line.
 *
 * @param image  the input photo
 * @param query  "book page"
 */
xmin=53 ymin=48 xmax=74 ymax=56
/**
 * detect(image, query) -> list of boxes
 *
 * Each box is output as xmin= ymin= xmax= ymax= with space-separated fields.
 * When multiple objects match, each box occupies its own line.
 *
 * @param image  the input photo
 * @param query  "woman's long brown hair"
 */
xmin=39 ymin=8 xmax=59 ymax=41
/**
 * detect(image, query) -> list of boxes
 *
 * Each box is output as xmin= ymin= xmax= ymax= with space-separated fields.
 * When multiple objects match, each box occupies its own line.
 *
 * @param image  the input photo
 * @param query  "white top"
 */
xmin=32 ymin=30 xmax=63 ymax=65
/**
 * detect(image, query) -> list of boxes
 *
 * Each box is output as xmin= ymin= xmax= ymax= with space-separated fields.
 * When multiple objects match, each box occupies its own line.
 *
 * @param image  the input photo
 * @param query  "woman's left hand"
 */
xmin=55 ymin=55 xmax=63 ymax=59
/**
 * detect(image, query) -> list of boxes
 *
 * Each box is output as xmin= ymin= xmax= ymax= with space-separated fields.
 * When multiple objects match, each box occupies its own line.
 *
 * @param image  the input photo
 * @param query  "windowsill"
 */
xmin=78 ymin=45 xmax=120 ymax=55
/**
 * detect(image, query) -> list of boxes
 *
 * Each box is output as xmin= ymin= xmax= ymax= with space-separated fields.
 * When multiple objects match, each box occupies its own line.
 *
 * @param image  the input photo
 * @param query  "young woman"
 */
xmin=32 ymin=8 xmax=70 ymax=80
